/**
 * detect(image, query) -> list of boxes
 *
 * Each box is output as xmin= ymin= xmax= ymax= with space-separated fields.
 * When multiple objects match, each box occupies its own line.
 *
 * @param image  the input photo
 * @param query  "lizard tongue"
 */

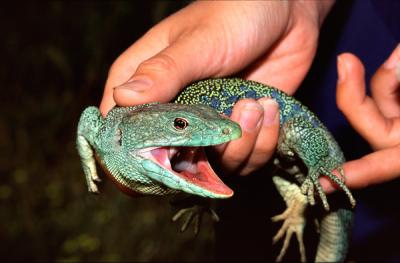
xmin=151 ymin=147 xmax=233 ymax=197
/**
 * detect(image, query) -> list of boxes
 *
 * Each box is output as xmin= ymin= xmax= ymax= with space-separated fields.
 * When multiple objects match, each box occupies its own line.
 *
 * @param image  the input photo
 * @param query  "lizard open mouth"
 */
xmin=139 ymin=146 xmax=233 ymax=198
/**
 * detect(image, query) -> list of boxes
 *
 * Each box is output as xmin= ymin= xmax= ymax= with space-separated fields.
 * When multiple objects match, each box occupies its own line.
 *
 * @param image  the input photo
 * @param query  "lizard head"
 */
xmin=112 ymin=103 xmax=241 ymax=198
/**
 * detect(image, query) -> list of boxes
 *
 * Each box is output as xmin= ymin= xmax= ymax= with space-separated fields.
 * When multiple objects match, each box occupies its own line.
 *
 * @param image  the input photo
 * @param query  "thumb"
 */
xmin=113 ymin=34 xmax=225 ymax=106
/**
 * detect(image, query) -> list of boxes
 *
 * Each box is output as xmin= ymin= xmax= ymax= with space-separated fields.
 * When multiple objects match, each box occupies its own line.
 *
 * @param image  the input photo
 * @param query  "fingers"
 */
xmin=321 ymin=146 xmax=400 ymax=192
xmin=114 ymin=31 xmax=228 ymax=103
xmin=336 ymin=53 xmax=393 ymax=149
xmin=344 ymin=147 xmax=400 ymax=188
xmin=214 ymin=98 xmax=280 ymax=176
xmin=99 ymin=26 xmax=170 ymax=115
xmin=243 ymin=98 xmax=280 ymax=175
xmin=101 ymin=32 xmax=202 ymax=114
xmin=100 ymin=22 xmax=234 ymax=116
xmin=99 ymin=4 xmax=216 ymax=115
xmin=242 ymin=24 xmax=319 ymax=96
xmin=370 ymin=44 xmax=400 ymax=118
xmin=99 ymin=1 xmax=295 ymax=116
xmin=217 ymin=99 xmax=264 ymax=173
xmin=100 ymin=1 xmax=255 ymax=116
xmin=323 ymin=47 xmax=400 ymax=193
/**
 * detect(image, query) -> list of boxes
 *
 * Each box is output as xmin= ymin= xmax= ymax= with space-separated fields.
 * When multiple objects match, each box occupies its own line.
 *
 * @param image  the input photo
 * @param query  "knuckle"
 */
xmin=138 ymin=53 xmax=178 ymax=74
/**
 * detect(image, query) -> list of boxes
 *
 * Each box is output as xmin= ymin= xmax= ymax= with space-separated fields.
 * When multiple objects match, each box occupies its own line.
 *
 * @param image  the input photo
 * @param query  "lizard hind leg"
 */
xmin=319 ymin=167 xmax=356 ymax=208
xmin=301 ymin=167 xmax=356 ymax=211
xmin=300 ymin=169 xmax=331 ymax=211
xmin=272 ymin=209 xmax=307 ymax=263
xmin=272 ymin=176 xmax=308 ymax=262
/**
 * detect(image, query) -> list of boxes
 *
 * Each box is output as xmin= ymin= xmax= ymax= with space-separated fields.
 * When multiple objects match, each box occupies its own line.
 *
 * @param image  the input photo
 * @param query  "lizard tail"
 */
xmin=315 ymin=208 xmax=353 ymax=262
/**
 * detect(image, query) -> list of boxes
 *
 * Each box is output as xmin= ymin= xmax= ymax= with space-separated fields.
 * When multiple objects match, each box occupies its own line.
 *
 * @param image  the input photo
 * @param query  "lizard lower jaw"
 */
xmin=140 ymin=146 xmax=233 ymax=198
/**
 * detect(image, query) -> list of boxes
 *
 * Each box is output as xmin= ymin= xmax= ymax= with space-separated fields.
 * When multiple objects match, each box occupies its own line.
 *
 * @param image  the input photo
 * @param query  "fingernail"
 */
xmin=258 ymin=98 xmax=279 ymax=127
xmin=114 ymin=77 xmax=152 ymax=92
xmin=337 ymin=55 xmax=347 ymax=84
xmin=383 ymin=43 xmax=400 ymax=70
xmin=239 ymin=102 xmax=263 ymax=132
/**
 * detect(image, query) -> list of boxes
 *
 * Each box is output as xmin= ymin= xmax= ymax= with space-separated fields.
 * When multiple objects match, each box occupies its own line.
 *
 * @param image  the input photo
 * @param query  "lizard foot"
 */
xmin=76 ymin=134 xmax=102 ymax=194
xmin=170 ymin=196 xmax=219 ymax=234
xmin=300 ymin=167 xmax=356 ymax=211
xmin=272 ymin=176 xmax=307 ymax=262
xmin=82 ymin=158 xmax=102 ymax=194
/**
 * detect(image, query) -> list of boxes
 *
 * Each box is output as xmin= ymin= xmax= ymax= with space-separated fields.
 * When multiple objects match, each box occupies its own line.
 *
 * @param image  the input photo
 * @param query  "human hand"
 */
xmin=100 ymin=1 xmax=334 ymax=175
xmin=322 ymin=45 xmax=400 ymax=192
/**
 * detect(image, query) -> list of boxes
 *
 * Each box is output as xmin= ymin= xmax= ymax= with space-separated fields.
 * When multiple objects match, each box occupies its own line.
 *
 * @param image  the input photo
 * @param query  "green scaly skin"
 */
xmin=77 ymin=78 xmax=355 ymax=262
xmin=77 ymin=103 xmax=241 ymax=198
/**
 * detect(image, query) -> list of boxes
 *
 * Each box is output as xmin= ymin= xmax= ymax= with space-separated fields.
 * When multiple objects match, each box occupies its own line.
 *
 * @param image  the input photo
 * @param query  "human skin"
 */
xmin=99 ymin=1 xmax=334 ymax=176
xmin=322 ymin=45 xmax=400 ymax=192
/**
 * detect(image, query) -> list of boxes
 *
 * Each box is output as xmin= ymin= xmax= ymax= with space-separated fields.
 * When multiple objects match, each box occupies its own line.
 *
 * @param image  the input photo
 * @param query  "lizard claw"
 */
xmin=172 ymin=205 xmax=219 ymax=234
xmin=301 ymin=167 xmax=356 ymax=211
xmin=87 ymin=181 xmax=100 ymax=194
xmin=300 ymin=178 xmax=316 ymax=206
xmin=319 ymin=167 xmax=356 ymax=208
xmin=272 ymin=215 xmax=306 ymax=263
xmin=82 ymin=164 xmax=101 ymax=194
xmin=301 ymin=175 xmax=330 ymax=211
xmin=170 ymin=196 xmax=219 ymax=234
xmin=272 ymin=176 xmax=308 ymax=262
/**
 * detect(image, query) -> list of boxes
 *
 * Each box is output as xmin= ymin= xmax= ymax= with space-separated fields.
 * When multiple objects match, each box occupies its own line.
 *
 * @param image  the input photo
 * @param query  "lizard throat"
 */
xmin=140 ymin=146 xmax=233 ymax=197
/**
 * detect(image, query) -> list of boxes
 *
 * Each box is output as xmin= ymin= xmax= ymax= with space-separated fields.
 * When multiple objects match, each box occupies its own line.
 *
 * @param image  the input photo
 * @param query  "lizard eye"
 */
xmin=174 ymin=118 xmax=188 ymax=130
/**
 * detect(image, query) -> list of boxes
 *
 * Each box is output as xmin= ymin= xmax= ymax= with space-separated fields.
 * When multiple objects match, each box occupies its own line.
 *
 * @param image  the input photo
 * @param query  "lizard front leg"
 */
xmin=272 ymin=176 xmax=308 ymax=262
xmin=170 ymin=195 xmax=219 ymax=234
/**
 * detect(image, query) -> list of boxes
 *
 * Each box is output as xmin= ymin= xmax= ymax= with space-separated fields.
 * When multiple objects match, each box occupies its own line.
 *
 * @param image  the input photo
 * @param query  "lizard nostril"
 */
xmin=222 ymin=128 xmax=231 ymax=135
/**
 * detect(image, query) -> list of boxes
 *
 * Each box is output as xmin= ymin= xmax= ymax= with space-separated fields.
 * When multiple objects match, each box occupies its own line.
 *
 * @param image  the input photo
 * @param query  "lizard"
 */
xmin=77 ymin=78 xmax=356 ymax=262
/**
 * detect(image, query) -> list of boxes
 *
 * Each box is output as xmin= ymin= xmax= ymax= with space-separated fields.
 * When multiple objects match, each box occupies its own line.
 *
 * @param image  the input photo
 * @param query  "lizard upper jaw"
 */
xmin=139 ymin=146 xmax=233 ymax=198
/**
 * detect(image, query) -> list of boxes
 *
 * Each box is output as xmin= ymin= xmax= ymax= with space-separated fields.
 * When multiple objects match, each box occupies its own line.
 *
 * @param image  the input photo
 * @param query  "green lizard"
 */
xmin=77 ymin=78 xmax=355 ymax=262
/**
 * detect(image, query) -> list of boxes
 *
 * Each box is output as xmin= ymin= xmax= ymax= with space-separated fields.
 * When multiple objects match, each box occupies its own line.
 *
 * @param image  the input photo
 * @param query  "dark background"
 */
xmin=1 ymin=1 xmax=399 ymax=262
xmin=0 ymin=2 xmax=215 ymax=262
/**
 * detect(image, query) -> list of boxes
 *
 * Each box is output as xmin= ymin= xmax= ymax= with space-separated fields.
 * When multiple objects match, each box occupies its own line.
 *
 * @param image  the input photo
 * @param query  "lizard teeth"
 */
xmin=148 ymin=147 xmax=198 ymax=174
xmin=168 ymin=147 xmax=179 ymax=160
xmin=171 ymin=147 xmax=198 ymax=174
xmin=139 ymin=146 xmax=233 ymax=197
